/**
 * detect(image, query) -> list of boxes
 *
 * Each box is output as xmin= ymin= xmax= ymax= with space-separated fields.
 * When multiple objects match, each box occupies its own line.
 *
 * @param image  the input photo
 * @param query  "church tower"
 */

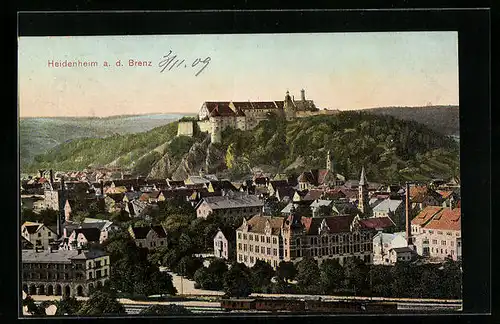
xmin=326 ymin=150 xmax=334 ymax=173
xmin=358 ymin=166 xmax=371 ymax=216
xmin=283 ymin=90 xmax=296 ymax=120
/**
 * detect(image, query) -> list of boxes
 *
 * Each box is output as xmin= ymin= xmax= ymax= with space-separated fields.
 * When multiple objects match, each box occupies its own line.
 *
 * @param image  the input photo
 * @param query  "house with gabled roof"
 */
xmin=195 ymin=194 xmax=264 ymax=219
xmin=128 ymin=224 xmax=168 ymax=250
xmin=213 ymin=228 xmax=236 ymax=260
xmin=66 ymin=228 xmax=101 ymax=250
xmin=236 ymin=215 xmax=285 ymax=269
xmin=371 ymin=198 xmax=406 ymax=230
xmin=21 ymin=222 xmax=58 ymax=250
xmin=411 ymin=207 xmax=461 ymax=260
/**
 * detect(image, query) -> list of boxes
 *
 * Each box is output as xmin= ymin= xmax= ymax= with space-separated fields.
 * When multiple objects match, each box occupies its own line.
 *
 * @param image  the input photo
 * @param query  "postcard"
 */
xmin=19 ymin=30 xmax=462 ymax=317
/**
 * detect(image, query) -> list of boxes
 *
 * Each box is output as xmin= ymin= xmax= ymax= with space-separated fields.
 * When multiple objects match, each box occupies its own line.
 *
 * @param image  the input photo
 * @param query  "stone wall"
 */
xmin=177 ymin=121 xmax=194 ymax=137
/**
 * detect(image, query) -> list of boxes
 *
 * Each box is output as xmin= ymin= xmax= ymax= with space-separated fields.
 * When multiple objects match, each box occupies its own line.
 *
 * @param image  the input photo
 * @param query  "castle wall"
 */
xmin=296 ymin=109 xmax=341 ymax=118
xmin=197 ymin=120 xmax=212 ymax=133
xmin=177 ymin=121 xmax=194 ymax=137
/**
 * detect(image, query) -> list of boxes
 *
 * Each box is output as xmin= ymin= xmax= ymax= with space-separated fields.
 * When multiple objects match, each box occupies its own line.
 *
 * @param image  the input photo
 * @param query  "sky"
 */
xmin=18 ymin=32 xmax=459 ymax=117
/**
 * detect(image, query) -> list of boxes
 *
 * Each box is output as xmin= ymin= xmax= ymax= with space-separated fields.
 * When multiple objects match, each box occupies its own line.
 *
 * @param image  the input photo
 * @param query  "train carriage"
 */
xmin=221 ymin=298 xmax=256 ymax=311
xmin=255 ymin=299 xmax=306 ymax=312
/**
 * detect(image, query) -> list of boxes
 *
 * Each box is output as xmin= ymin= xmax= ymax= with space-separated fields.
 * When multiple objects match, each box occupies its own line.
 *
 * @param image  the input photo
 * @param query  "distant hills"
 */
xmin=24 ymin=110 xmax=460 ymax=183
xmin=19 ymin=114 xmax=195 ymax=170
xmin=359 ymin=105 xmax=459 ymax=136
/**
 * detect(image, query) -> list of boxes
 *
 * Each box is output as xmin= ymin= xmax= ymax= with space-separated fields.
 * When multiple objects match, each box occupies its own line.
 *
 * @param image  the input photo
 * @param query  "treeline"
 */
xmin=190 ymin=256 xmax=462 ymax=300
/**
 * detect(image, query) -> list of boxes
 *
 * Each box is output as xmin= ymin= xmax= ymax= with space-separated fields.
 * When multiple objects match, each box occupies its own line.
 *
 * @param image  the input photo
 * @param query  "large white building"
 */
xmin=177 ymin=90 xmax=340 ymax=143
xmin=411 ymin=206 xmax=461 ymax=261
xmin=372 ymin=231 xmax=408 ymax=265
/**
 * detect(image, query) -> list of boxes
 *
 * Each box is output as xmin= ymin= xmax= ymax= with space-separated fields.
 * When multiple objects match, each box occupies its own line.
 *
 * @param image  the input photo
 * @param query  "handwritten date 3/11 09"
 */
xmin=158 ymin=50 xmax=211 ymax=76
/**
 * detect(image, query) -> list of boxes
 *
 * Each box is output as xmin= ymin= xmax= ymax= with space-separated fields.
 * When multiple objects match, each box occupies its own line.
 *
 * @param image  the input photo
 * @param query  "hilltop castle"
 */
xmin=177 ymin=89 xmax=340 ymax=143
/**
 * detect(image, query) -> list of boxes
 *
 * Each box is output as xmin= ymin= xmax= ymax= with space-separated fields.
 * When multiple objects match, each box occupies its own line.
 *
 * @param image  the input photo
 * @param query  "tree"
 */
xmin=276 ymin=261 xmax=297 ymax=283
xmin=250 ymin=260 xmax=275 ymax=291
xmin=73 ymin=210 xmax=89 ymax=224
xmin=223 ymin=262 xmax=253 ymax=297
xmin=177 ymin=255 xmax=204 ymax=279
xmin=54 ymin=296 xmax=83 ymax=316
xmin=140 ymin=304 xmax=192 ymax=315
xmin=343 ymin=257 xmax=369 ymax=295
xmin=320 ymin=259 xmax=344 ymax=294
xmin=38 ymin=208 xmax=59 ymax=226
xmin=77 ymin=290 xmax=125 ymax=315
xmin=22 ymin=296 xmax=45 ymax=316
xmin=295 ymin=257 xmax=321 ymax=294
xmin=194 ymin=258 xmax=228 ymax=291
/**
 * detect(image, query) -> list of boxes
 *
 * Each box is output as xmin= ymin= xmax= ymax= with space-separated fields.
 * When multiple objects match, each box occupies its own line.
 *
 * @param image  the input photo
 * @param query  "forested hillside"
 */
xmin=26 ymin=111 xmax=460 ymax=183
xmin=361 ymin=105 xmax=459 ymax=136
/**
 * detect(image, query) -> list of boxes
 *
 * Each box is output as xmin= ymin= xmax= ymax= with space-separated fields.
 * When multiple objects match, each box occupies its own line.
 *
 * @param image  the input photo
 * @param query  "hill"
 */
xmin=19 ymin=113 xmax=195 ymax=171
xmin=360 ymin=105 xmax=459 ymax=136
xmin=25 ymin=111 xmax=459 ymax=183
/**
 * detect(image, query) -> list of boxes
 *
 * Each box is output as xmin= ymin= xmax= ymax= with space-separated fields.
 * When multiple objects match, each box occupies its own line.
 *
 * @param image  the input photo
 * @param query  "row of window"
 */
xmin=292 ymin=233 xmax=371 ymax=246
xmin=238 ymin=233 xmax=277 ymax=244
xmin=238 ymin=243 xmax=277 ymax=256
xmin=430 ymin=239 xmax=456 ymax=247
xmin=431 ymin=247 xmax=455 ymax=256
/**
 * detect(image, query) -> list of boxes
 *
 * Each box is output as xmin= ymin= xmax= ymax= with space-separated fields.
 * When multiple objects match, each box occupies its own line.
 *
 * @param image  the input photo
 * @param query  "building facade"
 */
xmin=213 ymin=229 xmax=234 ymax=260
xmin=236 ymin=215 xmax=284 ymax=269
xmin=372 ymin=232 xmax=408 ymax=265
xmin=21 ymin=222 xmax=58 ymax=250
xmin=411 ymin=207 xmax=461 ymax=261
xmin=21 ymin=249 xmax=110 ymax=297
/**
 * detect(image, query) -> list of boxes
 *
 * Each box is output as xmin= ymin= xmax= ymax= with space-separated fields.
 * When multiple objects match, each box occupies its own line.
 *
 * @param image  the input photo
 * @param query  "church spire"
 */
xmin=358 ymin=166 xmax=371 ymax=216
xmin=359 ymin=166 xmax=368 ymax=186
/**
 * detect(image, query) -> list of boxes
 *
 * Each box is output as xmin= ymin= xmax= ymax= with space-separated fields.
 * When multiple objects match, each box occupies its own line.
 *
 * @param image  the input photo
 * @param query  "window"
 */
xmin=238 ymin=254 xmax=243 ymax=261
xmin=243 ymin=234 xmax=247 ymax=240
xmin=38 ymin=233 xmax=41 ymax=237
xmin=261 ymin=236 xmax=265 ymax=243
xmin=285 ymin=250 xmax=288 ymax=257
xmin=451 ymin=241 xmax=454 ymax=247
xmin=255 ymin=246 xmax=259 ymax=253
xmin=48 ymin=232 xmax=51 ymax=237
xmin=284 ymin=238 xmax=288 ymax=245
xmin=244 ymin=255 xmax=248 ymax=262
xmin=266 ymin=237 xmax=271 ymax=244
xmin=432 ymin=239 xmax=437 ymax=244
xmin=437 ymin=231 xmax=443 ymax=235
xmin=447 ymin=232 xmax=452 ymax=236
xmin=272 ymin=237 xmax=277 ymax=244
xmin=250 ymin=256 xmax=254 ymax=263
xmin=267 ymin=248 xmax=271 ymax=255
xmin=238 ymin=243 xmax=242 ymax=250
xmin=451 ymin=250 xmax=454 ymax=255
xmin=442 ymin=240 xmax=446 ymax=246
xmin=243 ymin=244 xmax=247 ymax=252
xmin=250 ymin=245 xmax=253 ymax=252
xmin=273 ymin=248 xmax=277 ymax=256
xmin=249 ymin=234 xmax=253 ymax=241
xmin=429 ymin=230 xmax=434 ymax=234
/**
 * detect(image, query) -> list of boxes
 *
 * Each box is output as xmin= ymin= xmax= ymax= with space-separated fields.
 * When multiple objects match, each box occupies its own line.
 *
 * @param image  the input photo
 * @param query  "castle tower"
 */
xmin=210 ymin=106 xmax=223 ymax=144
xmin=358 ymin=166 xmax=371 ymax=216
xmin=283 ymin=90 xmax=296 ymax=120
xmin=301 ymin=89 xmax=306 ymax=101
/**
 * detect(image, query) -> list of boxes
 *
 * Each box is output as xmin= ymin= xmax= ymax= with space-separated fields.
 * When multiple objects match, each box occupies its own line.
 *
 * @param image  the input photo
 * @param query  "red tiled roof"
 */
xmin=316 ymin=169 xmax=330 ymax=185
xmin=303 ymin=189 xmax=324 ymax=201
xmin=436 ymin=190 xmax=454 ymax=199
xmin=411 ymin=206 xmax=443 ymax=226
xmin=424 ymin=208 xmax=461 ymax=231
xmin=358 ymin=217 xmax=395 ymax=229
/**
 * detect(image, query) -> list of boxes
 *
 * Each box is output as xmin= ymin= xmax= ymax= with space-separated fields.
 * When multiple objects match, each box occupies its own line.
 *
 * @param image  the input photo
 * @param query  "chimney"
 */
xmin=100 ymin=180 xmax=104 ymax=195
xmin=301 ymin=89 xmax=306 ymax=101
xmin=405 ymin=182 xmax=412 ymax=246
xmin=49 ymin=169 xmax=54 ymax=188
